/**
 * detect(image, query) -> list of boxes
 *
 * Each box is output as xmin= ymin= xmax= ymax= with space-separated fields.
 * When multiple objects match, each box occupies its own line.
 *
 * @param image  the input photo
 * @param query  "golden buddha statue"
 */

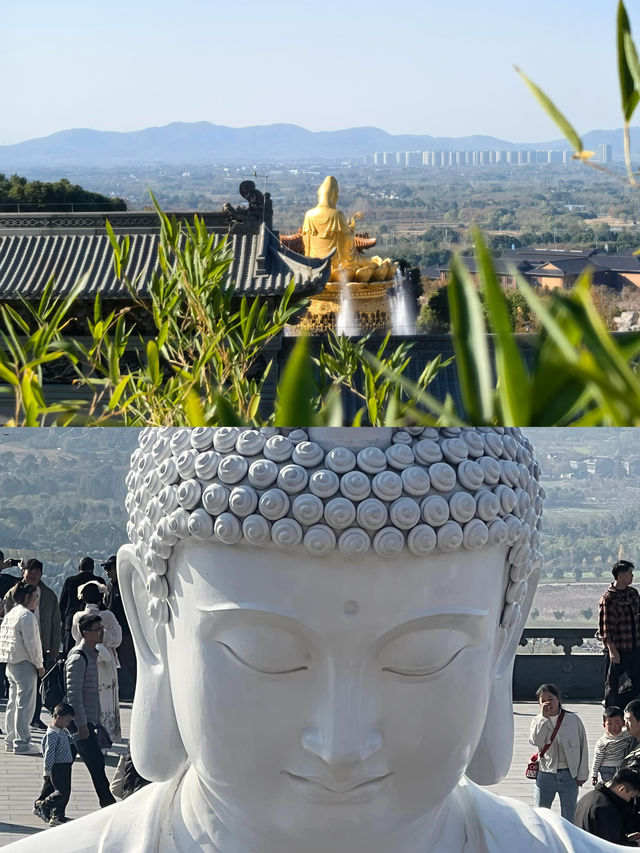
xmin=279 ymin=176 xmax=397 ymax=334
xmin=301 ymin=176 xmax=395 ymax=283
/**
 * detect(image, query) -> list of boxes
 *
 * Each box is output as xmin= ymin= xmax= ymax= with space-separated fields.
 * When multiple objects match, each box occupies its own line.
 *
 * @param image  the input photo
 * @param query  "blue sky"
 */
xmin=2 ymin=0 xmax=637 ymax=145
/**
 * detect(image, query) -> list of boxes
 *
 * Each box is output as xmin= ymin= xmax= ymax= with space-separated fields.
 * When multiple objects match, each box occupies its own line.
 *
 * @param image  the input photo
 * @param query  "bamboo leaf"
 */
xmin=108 ymin=374 xmax=131 ymax=410
xmin=274 ymin=336 xmax=317 ymax=426
xmin=515 ymin=66 xmax=583 ymax=152
xmin=625 ymin=31 xmax=640 ymax=93
xmin=0 ymin=362 xmax=19 ymax=386
xmin=184 ymin=391 xmax=207 ymax=426
xmin=473 ymin=230 xmax=531 ymax=424
xmin=448 ymin=253 xmax=493 ymax=422
xmin=147 ymin=340 xmax=161 ymax=386
xmin=618 ymin=1 xmax=640 ymax=122
xmin=212 ymin=391 xmax=244 ymax=426
xmin=105 ymin=220 xmax=123 ymax=280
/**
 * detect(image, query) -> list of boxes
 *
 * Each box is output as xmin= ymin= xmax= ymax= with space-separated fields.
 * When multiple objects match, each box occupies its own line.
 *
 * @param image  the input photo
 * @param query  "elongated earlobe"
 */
xmin=466 ymin=660 xmax=515 ymax=785
xmin=117 ymin=544 xmax=188 ymax=780
xmin=467 ymin=569 xmax=539 ymax=785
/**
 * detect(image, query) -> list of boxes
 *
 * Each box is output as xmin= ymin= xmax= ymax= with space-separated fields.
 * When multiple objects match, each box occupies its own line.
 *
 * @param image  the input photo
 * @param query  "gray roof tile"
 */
xmin=0 ymin=226 xmax=331 ymax=299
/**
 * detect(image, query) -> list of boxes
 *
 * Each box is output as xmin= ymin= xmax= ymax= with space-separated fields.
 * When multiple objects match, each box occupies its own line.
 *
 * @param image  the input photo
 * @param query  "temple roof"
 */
xmin=0 ymin=227 xmax=332 ymax=300
xmin=0 ymin=182 xmax=332 ymax=300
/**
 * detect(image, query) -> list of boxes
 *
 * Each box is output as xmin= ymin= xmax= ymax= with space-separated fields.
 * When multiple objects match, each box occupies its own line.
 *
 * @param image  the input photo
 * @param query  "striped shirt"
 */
xmin=591 ymin=731 xmax=633 ymax=775
xmin=41 ymin=725 xmax=73 ymax=773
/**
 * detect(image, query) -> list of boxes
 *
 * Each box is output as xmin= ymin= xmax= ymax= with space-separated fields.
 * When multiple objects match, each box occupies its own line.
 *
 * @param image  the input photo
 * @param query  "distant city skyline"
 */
xmin=2 ymin=0 xmax=636 ymax=147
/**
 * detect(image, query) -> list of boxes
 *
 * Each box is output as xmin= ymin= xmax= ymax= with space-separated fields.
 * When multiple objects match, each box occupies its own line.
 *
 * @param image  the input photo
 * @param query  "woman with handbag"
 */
xmin=529 ymin=682 xmax=589 ymax=821
xmin=0 ymin=582 xmax=45 ymax=754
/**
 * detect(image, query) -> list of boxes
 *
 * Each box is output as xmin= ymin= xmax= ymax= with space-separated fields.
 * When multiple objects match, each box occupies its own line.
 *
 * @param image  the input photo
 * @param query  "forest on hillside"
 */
xmin=0 ymin=428 xmax=138 ymax=595
xmin=0 ymin=174 xmax=126 ymax=211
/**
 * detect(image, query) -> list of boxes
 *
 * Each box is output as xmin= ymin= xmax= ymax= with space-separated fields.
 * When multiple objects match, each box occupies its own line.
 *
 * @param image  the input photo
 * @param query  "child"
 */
xmin=591 ymin=706 xmax=633 ymax=785
xmin=34 ymin=702 xmax=75 ymax=826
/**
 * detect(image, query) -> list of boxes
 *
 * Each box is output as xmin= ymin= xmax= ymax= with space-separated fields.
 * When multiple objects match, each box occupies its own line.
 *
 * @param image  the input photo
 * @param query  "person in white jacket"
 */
xmin=530 ymin=682 xmax=589 ymax=821
xmin=0 ymin=582 xmax=45 ymax=755
xmin=71 ymin=581 xmax=122 ymax=743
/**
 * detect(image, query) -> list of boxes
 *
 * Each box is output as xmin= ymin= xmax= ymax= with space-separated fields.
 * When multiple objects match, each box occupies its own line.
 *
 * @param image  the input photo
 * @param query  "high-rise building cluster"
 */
xmin=598 ymin=143 xmax=613 ymax=165
xmin=367 ymin=145 xmax=617 ymax=168
xmin=370 ymin=149 xmax=580 ymax=167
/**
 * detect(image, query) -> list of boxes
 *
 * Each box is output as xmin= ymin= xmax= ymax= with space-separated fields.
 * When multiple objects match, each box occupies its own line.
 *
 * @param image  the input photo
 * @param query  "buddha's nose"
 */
xmin=300 ymin=675 xmax=383 ymax=766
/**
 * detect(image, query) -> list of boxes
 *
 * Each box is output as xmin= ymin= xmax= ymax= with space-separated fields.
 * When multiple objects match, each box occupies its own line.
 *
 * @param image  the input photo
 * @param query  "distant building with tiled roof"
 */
xmin=0 ymin=181 xmax=331 ymax=308
xmin=425 ymin=247 xmax=640 ymax=291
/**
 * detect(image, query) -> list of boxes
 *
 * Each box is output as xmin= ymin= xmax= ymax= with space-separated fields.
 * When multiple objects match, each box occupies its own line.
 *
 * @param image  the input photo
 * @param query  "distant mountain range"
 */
xmin=0 ymin=122 xmax=637 ymax=169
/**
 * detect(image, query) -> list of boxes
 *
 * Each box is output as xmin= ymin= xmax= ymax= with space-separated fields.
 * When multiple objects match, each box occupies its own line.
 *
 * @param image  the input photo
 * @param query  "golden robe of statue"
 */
xmin=302 ymin=176 xmax=395 ymax=283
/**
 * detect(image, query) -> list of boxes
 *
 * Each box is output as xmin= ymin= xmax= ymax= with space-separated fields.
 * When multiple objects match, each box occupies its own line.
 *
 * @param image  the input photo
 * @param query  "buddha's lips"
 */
xmin=283 ymin=771 xmax=393 ymax=793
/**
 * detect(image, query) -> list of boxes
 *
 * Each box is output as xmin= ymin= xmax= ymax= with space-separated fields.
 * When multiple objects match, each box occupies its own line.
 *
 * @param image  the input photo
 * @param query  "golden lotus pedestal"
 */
xmin=295 ymin=280 xmax=393 ymax=335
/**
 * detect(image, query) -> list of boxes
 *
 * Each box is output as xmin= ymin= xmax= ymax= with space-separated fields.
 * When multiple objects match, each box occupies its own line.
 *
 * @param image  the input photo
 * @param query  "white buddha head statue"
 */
xmin=118 ymin=427 xmax=543 ymax=851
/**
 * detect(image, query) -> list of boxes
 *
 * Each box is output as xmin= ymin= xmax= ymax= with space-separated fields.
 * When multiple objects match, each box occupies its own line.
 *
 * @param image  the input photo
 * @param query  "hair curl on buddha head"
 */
xmin=126 ymin=427 xmax=544 ymax=628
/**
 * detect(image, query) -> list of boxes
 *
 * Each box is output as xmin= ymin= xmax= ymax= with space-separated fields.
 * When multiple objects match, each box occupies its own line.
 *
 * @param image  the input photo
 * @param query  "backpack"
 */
xmin=40 ymin=649 xmax=87 ymax=713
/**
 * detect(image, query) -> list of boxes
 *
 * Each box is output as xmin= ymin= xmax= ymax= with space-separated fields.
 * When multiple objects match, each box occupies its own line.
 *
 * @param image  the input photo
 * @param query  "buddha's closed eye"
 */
xmin=377 ymin=630 xmax=471 ymax=681
xmin=214 ymin=625 xmax=311 ymax=675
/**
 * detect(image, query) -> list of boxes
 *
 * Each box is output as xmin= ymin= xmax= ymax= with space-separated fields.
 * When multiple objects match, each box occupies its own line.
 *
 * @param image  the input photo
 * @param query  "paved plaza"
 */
xmin=0 ymin=699 xmax=131 ymax=847
xmin=0 ymin=700 xmax=610 ymax=847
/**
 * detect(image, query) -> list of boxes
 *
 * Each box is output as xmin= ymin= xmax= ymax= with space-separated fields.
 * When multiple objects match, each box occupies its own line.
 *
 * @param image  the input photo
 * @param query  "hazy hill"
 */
xmin=1 ymin=122 xmax=637 ymax=170
xmin=0 ymin=121 xmax=583 ymax=169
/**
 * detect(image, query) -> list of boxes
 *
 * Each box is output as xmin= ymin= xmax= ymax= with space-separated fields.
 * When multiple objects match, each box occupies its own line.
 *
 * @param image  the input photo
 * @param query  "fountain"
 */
xmin=335 ymin=274 xmax=361 ymax=336
xmin=389 ymin=268 xmax=417 ymax=336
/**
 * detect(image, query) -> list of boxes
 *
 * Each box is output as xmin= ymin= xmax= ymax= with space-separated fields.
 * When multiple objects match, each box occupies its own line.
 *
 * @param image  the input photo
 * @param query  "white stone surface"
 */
xmin=2 ymin=429 xmax=623 ymax=851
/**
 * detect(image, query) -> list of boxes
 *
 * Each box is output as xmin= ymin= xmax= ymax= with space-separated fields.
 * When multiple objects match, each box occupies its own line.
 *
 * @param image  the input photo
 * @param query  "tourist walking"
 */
xmin=3 ymin=558 xmax=62 ymax=729
xmin=59 ymin=556 xmax=103 ymax=656
xmin=34 ymin=702 xmax=75 ymax=826
xmin=72 ymin=581 xmax=122 ymax=742
xmin=598 ymin=559 xmax=640 ymax=708
xmin=529 ymin=683 xmax=589 ymax=821
xmin=0 ymin=582 xmax=45 ymax=754
xmin=65 ymin=613 xmax=116 ymax=808
xmin=574 ymin=767 xmax=640 ymax=844
xmin=103 ymin=554 xmax=136 ymax=700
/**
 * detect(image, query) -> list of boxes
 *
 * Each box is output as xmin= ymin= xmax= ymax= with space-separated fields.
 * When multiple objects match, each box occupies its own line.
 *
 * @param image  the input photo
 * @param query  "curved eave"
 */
xmin=229 ymin=228 xmax=334 ymax=298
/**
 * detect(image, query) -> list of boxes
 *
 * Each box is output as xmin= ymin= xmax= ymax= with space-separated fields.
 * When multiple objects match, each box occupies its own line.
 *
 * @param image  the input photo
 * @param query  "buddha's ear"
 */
xmin=466 ymin=565 xmax=540 ymax=785
xmin=465 ymin=638 xmax=515 ymax=785
xmin=117 ymin=544 xmax=187 ymax=780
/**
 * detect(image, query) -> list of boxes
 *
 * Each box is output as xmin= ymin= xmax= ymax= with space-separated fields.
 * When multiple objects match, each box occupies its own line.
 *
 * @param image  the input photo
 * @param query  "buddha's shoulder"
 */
xmin=5 ymin=782 xmax=169 ymax=852
xmin=461 ymin=780 xmax=627 ymax=852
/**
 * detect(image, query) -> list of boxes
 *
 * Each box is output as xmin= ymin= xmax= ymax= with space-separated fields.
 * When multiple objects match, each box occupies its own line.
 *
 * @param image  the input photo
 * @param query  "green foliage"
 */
xmin=0 ymin=174 xmax=126 ymax=211
xmin=0 ymin=199 xmax=448 ymax=426
xmin=417 ymin=286 xmax=450 ymax=332
xmin=314 ymin=332 xmax=450 ymax=426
